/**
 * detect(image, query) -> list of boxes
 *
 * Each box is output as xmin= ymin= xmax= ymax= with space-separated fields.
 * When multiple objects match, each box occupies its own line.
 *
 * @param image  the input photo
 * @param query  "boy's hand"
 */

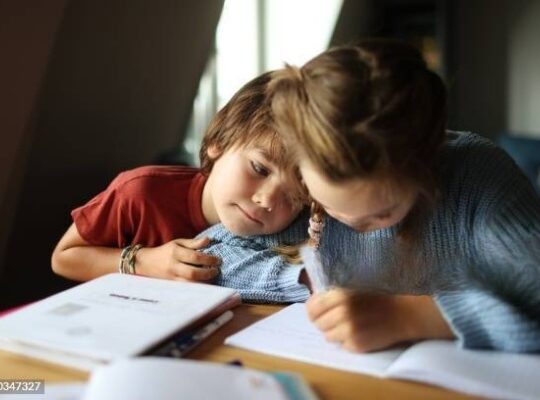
xmin=306 ymin=289 xmax=454 ymax=353
xmin=136 ymin=237 xmax=221 ymax=281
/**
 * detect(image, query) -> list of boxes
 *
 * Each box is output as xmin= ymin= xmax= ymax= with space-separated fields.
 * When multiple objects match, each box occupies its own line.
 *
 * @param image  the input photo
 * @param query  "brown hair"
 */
xmin=270 ymin=39 xmax=447 ymax=245
xmin=201 ymin=72 xmax=282 ymax=172
xmin=199 ymin=71 xmax=308 ymax=208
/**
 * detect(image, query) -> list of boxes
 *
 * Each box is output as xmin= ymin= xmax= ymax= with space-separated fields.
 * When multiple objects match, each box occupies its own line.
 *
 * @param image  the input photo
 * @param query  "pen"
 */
xmin=300 ymin=246 xmax=328 ymax=293
xmin=153 ymin=310 xmax=234 ymax=358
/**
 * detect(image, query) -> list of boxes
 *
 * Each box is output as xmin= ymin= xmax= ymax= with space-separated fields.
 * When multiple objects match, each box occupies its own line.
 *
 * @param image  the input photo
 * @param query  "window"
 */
xmin=180 ymin=0 xmax=343 ymax=165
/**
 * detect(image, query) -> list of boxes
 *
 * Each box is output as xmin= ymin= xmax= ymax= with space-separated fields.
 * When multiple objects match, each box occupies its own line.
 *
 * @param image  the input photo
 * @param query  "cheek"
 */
xmin=271 ymin=204 xmax=301 ymax=229
xmin=218 ymin=171 xmax=254 ymax=199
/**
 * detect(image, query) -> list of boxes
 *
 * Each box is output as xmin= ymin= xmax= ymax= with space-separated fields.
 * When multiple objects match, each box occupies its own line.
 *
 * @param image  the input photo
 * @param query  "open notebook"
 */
xmin=225 ymin=303 xmax=540 ymax=400
xmin=0 ymin=273 xmax=240 ymax=371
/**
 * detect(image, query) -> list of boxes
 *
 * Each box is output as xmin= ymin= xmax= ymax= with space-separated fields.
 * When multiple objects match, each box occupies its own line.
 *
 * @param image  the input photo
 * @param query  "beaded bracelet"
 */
xmin=308 ymin=201 xmax=325 ymax=249
xmin=119 ymin=245 xmax=132 ymax=274
xmin=127 ymin=244 xmax=142 ymax=274
xmin=119 ymin=244 xmax=142 ymax=274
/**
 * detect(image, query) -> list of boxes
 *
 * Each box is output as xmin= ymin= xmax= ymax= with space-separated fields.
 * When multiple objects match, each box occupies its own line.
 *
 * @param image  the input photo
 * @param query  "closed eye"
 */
xmin=250 ymin=161 xmax=269 ymax=177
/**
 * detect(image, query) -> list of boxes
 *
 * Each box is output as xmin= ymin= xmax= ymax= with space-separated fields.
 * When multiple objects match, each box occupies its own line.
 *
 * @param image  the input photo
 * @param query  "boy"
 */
xmin=51 ymin=72 xmax=307 ymax=284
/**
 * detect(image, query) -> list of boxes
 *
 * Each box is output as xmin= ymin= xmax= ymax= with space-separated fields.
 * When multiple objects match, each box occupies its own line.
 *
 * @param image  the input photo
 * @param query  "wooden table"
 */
xmin=0 ymin=304 xmax=476 ymax=399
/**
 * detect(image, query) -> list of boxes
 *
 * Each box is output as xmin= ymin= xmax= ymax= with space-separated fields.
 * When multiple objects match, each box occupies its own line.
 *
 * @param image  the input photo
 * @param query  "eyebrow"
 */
xmin=253 ymin=148 xmax=280 ymax=165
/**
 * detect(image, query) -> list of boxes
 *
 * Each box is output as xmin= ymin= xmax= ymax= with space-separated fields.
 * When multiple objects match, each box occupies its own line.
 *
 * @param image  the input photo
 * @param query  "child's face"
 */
xmin=202 ymin=144 xmax=303 ymax=236
xmin=300 ymin=161 xmax=418 ymax=233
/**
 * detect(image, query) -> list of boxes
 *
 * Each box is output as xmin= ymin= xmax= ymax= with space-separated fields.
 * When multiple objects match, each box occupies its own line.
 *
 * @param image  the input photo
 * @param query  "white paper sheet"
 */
xmin=387 ymin=340 xmax=540 ymax=400
xmin=225 ymin=303 xmax=403 ymax=377
xmin=225 ymin=303 xmax=540 ymax=400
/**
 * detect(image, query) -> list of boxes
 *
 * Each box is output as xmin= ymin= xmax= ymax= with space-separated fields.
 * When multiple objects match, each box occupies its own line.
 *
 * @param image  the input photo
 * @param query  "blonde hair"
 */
xmin=269 ymin=39 xmax=448 ymax=248
xmin=274 ymin=200 xmax=324 ymax=264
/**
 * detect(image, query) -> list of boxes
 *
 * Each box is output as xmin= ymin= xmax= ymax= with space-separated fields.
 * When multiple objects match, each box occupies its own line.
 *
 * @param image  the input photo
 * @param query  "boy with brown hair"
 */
xmin=51 ymin=72 xmax=307 ymax=284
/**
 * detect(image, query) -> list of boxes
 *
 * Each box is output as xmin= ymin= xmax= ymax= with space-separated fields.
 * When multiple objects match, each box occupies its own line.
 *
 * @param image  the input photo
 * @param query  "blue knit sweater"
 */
xmin=199 ymin=132 xmax=540 ymax=352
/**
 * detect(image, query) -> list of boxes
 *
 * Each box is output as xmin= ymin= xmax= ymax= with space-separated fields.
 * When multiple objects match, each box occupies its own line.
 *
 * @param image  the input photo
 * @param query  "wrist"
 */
xmin=400 ymin=295 xmax=455 ymax=342
xmin=132 ymin=247 xmax=151 ymax=276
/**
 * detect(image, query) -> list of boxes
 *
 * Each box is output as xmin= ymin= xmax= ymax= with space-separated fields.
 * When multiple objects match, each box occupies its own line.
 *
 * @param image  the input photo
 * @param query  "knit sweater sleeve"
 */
xmin=196 ymin=215 xmax=310 ymax=303
xmin=208 ymin=243 xmax=309 ymax=303
xmin=435 ymin=140 xmax=540 ymax=352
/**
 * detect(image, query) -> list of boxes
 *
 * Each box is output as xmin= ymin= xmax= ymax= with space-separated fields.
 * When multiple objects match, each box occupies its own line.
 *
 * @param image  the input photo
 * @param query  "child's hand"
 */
xmin=306 ymin=289 xmax=454 ymax=352
xmin=136 ymin=237 xmax=221 ymax=281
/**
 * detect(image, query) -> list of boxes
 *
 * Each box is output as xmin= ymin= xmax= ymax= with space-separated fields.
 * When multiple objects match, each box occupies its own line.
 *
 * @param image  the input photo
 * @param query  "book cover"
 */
xmin=0 ymin=273 xmax=240 ymax=371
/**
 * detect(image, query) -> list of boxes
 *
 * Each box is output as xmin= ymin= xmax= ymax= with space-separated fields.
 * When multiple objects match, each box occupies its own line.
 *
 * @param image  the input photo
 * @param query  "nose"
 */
xmin=252 ymin=181 xmax=281 ymax=211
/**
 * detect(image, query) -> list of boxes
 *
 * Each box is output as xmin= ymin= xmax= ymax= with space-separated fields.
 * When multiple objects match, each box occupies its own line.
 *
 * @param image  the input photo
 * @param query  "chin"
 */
xmin=219 ymin=207 xmax=269 ymax=236
xmin=221 ymin=219 xmax=261 ymax=236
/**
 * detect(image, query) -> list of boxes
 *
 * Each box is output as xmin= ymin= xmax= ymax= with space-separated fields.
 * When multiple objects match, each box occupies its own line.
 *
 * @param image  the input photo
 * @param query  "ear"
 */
xmin=207 ymin=145 xmax=222 ymax=160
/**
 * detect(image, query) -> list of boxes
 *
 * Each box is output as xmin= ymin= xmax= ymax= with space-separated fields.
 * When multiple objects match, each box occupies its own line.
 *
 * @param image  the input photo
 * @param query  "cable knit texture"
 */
xmin=198 ymin=212 xmax=310 ymax=304
xmin=198 ymin=132 xmax=540 ymax=352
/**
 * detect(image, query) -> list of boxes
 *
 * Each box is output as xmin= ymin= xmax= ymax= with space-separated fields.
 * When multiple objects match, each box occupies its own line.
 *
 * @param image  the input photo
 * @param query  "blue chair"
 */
xmin=498 ymin=133 xmax=540 ymax=194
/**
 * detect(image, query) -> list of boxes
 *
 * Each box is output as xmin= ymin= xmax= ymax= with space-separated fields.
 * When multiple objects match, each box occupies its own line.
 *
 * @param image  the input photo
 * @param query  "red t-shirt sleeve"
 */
xmin=72 ymin=172 xmax=137 ymax=247
xmin=71 ymin=166 xmax=207 ymax=248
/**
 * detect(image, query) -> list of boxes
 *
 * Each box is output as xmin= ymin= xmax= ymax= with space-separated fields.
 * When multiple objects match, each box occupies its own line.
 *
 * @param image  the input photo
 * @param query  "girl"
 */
xmin=265 ymin=39 xmax=540 ymax=353
xmin=201 ymin=39 xmax=539 ymax=353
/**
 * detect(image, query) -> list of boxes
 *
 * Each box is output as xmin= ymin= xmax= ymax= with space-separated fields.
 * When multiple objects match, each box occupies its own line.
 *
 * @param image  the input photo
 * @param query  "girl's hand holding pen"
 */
xmin=306 ymin=290 xmax=454 ymax=353
xmin=135 ymin=236 xmax=221 ymax=281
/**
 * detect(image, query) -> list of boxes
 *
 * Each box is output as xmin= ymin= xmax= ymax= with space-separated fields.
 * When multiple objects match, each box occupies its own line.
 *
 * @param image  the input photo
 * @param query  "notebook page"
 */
xmin=387 ymin=340 xmax=540 ymax=400
xmin=225 ymin=303 xmax=403 ymax=377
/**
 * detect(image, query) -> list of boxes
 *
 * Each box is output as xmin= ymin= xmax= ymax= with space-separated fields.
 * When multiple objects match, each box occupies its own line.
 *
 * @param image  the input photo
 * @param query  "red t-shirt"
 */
xmin=72 ymin=166 xmax=209 ymax=247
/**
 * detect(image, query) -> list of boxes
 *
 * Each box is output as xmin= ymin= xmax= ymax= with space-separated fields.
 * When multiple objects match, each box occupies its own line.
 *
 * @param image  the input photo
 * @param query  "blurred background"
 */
xmin=1 ymin=0 xmax=539 ymax=307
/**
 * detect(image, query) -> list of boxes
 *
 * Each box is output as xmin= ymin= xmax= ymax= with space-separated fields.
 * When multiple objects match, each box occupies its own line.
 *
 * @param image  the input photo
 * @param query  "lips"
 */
xmin=235 ymin=205 xmax=263 ymax=225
